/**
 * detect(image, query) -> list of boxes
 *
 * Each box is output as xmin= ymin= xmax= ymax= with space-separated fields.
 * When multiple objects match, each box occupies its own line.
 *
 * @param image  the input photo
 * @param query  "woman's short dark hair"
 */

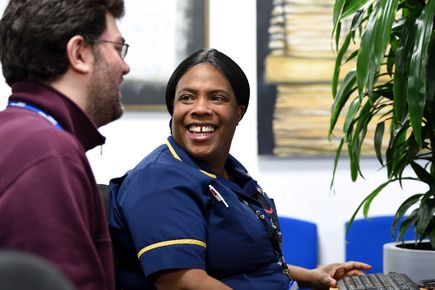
xmin=0 ymin=0 xmax=125 ymax=86
xmin=165 ymin=48 xmax=250 ymax=117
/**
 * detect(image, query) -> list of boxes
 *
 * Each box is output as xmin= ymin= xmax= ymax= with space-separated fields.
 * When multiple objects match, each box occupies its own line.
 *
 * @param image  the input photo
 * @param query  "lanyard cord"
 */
xmin=239 ymin=194 xmax=292 ymax=279
xmin=253 ymin=207 xmax=291 ymax=279
xmin=7 ymin=101 xmax=64 ymax=130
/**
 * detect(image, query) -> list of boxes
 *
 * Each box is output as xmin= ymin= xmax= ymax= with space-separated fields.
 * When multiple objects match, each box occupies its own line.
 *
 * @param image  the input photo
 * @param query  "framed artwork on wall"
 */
xmin=256 ymin=0 xmax=375 ymax=157
xmin=119 ymin=0 xmax=208 ymax=110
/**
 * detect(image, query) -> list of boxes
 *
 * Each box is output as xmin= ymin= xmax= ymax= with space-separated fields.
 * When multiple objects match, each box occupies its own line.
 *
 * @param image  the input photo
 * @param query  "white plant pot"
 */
xmin=383 ymin=241 xmax=435 ymax=282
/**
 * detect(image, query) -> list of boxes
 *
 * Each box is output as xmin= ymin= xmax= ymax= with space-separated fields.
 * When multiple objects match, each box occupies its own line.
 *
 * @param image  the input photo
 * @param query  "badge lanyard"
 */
xmin=250 ymin=194 xmax=299 ymax=290
xmin=7 ymin=101 xmax=64 ymax=130
xmin=239 ymin=190 xmax=294 ymax=281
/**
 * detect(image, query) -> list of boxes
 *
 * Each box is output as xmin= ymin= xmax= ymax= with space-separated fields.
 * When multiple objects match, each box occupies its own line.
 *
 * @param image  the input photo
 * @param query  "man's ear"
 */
xmin=66 ymin=35 xmax=93 ymax=74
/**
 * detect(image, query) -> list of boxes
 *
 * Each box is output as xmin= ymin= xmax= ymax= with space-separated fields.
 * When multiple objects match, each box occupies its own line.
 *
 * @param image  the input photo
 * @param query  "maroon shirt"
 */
xmin=0 ymin=80 xmax=115 ymax=290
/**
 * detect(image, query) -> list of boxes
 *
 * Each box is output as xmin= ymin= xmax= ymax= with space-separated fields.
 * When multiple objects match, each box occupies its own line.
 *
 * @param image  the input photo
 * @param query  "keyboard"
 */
xmin=337 ymin=272 xmax=420 ymax=290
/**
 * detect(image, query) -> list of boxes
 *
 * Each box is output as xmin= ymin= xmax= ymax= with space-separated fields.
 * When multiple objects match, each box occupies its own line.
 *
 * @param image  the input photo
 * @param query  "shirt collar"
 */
xmin=165 ymin=135 xmax=253 ymax=186
xmin=165 ymin=136 xmax=218 ymax=179
xmin=10 ymin=80 xmax=105 ymax=151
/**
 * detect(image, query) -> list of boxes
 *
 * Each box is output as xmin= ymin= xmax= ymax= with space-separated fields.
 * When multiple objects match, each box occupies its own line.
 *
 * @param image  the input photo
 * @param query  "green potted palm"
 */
xmin=329 ymin=0 xmax=435 ymax=279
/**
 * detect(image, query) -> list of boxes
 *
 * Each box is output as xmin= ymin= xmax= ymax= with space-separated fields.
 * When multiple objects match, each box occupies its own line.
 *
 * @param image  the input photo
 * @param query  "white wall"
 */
xmin=0 ymin=0 xmax=424 ymax=266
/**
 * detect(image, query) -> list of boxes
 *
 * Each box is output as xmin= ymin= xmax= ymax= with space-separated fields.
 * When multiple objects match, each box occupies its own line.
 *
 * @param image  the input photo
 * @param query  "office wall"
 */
xmin=0 ymin=0 xmax=424 ymax=266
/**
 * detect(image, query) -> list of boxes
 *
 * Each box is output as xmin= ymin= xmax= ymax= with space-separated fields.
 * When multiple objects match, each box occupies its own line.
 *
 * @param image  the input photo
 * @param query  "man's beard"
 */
xmin=86 ymin=54 xmax=124 ymax=128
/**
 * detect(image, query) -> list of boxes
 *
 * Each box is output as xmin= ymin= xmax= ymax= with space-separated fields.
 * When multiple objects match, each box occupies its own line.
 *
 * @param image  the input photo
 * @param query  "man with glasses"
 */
xmin=0 ymin=1 xmax=130 ymax=289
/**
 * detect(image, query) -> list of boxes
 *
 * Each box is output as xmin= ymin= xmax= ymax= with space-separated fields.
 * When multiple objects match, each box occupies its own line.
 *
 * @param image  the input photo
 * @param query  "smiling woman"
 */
xmin=107 ymin=48 xmax=371 ymax=290
xmin=170 ymin=63 xmax=245 ymax=177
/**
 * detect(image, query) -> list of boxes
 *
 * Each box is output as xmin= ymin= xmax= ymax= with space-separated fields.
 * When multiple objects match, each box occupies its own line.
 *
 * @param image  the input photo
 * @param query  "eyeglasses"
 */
xmin=94 ymin=39 xmax=129 ymax=59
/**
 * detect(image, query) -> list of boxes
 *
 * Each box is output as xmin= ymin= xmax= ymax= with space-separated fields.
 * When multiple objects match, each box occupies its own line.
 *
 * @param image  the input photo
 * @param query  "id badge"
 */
xmin=289 ymin=280 xmax=299 ymax=290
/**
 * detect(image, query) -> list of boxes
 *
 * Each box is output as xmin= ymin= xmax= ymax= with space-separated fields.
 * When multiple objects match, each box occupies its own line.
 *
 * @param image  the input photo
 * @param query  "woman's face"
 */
xmin=171 ymin=63 xmax=246 ymax=174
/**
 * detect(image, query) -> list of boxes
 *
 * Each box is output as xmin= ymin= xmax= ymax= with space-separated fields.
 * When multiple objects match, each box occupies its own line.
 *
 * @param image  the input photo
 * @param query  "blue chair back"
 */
xmin=278 ymin=216 xmax=318 ymax=269
xmin=345 ymin=215 xmax=415 ymax=273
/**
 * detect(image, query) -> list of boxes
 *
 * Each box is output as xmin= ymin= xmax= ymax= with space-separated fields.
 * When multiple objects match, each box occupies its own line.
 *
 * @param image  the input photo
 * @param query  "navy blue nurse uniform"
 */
xmin=109 ymin=136 xmax=292 ymax=290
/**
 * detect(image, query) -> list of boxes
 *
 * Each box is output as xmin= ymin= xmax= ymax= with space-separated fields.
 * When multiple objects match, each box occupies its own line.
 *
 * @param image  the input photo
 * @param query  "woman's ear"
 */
xmin=66 ymin=35 xmax=93 ymax=74
xmin=237 ymin=105 xmax=246 ymax=124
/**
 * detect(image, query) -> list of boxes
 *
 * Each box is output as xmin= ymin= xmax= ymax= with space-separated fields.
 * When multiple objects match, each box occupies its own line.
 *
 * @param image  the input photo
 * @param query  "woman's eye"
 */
xmin=179 ymin=95 xmax=194 ymax=102
xmin=211 ymin=95 xmax=226 ymax=102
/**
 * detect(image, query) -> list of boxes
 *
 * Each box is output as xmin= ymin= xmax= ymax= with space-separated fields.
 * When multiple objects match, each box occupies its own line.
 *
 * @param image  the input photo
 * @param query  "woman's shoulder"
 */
xmin=126 ymin=144 xmax=206 ymax=183
xmin=111 ymin=145 xmax=213 ymax=207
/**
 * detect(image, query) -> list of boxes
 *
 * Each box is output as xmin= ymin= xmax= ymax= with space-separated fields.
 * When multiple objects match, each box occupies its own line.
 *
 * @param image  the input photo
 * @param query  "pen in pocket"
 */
xmin=208 ymin=185 xmax=229 ymax=208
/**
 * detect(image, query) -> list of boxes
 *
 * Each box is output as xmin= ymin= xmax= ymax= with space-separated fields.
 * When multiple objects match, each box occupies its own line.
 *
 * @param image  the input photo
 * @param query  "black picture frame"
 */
xmin=120 ymin=0 xmax=208 ymax=110
xmin=257 ymin=0 xmax=276 ymax=155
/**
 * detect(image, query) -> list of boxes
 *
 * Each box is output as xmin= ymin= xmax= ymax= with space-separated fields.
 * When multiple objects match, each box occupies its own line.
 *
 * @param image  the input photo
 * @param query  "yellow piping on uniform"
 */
xmin=166 ymin=140 xmax=181 ymax=161
xmin=166 ymin=140 xmax=216 ymax=179
xmin=137 ymin=239 xmax=206 ymax=258
xmin=199 ymin=170 xmax=216 ymax=179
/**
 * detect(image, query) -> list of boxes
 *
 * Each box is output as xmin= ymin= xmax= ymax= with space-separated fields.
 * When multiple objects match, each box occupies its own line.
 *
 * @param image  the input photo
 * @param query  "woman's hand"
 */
xmin=309 ymin=261 xmax=372 ymax=289
xmin=289 ymin=261 xmax=371 ymax=290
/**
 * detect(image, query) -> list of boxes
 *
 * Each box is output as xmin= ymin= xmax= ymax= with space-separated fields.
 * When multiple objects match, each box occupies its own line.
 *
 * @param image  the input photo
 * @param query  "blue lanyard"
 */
xmin=7 ymin=101 xmax=64 ymax=130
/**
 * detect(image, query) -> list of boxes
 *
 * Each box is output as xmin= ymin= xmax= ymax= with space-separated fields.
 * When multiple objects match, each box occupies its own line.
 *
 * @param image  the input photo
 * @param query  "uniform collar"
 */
xmin=165 ymin=135 xmax=218 ymax=179
xmin=10 ymin=80 xmax=105 ymax=151
xmin=165 ymin=136 xmax=254 ymax=192
xmin=165 ymin=137 xmax=271 ymax=210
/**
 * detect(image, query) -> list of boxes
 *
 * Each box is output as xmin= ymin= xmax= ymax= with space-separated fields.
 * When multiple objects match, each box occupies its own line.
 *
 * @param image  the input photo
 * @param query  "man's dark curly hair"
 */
xmin=0 ymin=0 xmax=125 ymax=86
